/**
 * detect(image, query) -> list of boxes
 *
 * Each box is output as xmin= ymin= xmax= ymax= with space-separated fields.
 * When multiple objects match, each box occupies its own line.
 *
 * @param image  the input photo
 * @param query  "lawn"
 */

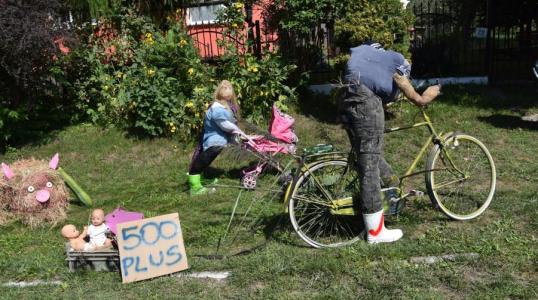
xmin=1 ymin=85 xmax=537 ymax=299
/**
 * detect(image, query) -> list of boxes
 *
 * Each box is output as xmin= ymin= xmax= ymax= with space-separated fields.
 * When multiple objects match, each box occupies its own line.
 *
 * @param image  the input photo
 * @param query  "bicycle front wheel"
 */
xmin=426 ymin=133 xmax=496 ymax=220
xmin=288 ymin=159 xmax=363 ymax=248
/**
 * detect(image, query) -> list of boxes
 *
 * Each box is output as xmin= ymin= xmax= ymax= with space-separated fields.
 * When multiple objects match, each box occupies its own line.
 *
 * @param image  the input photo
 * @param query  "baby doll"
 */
xmin=61 ymin=224 xmax=94 ymax=251
xmin=88 ymin=208 xmax=112 ymax=249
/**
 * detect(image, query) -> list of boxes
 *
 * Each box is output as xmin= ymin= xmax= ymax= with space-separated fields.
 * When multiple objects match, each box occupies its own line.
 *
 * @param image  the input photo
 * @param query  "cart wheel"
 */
xmin=241 ymin=174 xmax=257 ymax=189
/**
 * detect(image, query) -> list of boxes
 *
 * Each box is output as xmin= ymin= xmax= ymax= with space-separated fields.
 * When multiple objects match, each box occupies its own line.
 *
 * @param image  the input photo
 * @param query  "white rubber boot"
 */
xmin=363 ymin=210 xmax=403 ymax=244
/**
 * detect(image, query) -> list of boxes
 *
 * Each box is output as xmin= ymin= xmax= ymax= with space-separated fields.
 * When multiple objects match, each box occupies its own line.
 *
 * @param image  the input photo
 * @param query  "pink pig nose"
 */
xmin=36 ymin=190 xmax=50 ymax=203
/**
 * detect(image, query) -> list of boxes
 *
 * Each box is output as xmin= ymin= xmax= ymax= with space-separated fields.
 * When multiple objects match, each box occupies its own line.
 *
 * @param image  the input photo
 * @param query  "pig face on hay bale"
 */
xmin=0 ymin=154 xmax=69 ymax=227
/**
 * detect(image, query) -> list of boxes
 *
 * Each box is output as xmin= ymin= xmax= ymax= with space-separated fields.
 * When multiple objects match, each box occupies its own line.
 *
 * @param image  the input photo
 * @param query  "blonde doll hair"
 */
xmin=214 ymin=80 xmax=240 ymax=118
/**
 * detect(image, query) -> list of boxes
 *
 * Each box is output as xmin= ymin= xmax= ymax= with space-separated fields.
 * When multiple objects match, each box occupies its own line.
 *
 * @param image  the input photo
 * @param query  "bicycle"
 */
xmin=283 ymin=102 xmax=497 ymax=248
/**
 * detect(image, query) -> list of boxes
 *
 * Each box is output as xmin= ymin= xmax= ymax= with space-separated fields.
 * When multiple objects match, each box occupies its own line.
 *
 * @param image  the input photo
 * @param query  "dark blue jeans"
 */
xmin=339 ymin=84 xmax=394 ymax=214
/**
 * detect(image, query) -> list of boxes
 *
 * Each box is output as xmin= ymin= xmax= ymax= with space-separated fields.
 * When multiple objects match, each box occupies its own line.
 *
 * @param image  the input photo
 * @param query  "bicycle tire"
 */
xmin=288 ymin=159 xmax=363 ymax=248
xmin=425 ymin=133 xmax=496 ymax=220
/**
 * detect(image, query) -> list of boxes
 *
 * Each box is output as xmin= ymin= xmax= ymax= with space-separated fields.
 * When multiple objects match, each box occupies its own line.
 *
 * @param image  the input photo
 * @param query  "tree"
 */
xmin=0 ymin=0 xmax=73 ymax=105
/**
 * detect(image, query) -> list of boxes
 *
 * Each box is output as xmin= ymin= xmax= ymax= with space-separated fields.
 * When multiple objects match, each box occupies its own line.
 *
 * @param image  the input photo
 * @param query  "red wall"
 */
xmin=186 ymin=1 xmax=277 ymax=59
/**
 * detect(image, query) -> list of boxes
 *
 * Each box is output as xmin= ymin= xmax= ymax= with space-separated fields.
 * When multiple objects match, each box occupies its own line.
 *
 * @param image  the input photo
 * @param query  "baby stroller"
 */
xmin=238 ymin=105 xmax=298 ymax=189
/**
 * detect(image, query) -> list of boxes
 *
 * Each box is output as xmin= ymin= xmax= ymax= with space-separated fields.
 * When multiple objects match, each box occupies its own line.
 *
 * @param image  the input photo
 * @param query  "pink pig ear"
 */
xmin=1 ymin=163 xmax=14 ymax=180
xmin=49 ymin=153 xmax=59 ymax=170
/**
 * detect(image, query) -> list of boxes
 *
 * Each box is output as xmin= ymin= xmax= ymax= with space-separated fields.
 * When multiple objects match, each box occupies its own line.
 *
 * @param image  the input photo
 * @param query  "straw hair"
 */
xmin=0 ymin=158 xmax=69 ymax=227
xmin=214 ymin=80 xmax=240 ymax=118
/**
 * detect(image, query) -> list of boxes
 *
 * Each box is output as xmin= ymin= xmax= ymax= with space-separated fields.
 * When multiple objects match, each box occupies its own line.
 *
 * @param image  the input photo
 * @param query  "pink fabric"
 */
xmin=49 ymin=153 xmax=59 ymax=170
xmin=269 ymin=105 xmax=297 ymax=144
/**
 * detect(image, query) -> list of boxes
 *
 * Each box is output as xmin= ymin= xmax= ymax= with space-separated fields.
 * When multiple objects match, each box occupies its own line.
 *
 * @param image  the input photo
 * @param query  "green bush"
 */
xmin=335 ymin=0 xmax=414 ymax=57
xmin=0 ymin=106 xmax=25 ymax=151
xmin=58 ymin=4 xmax=297 ymax=139
xmin=61 ymin=9 xmax=213 ymax=138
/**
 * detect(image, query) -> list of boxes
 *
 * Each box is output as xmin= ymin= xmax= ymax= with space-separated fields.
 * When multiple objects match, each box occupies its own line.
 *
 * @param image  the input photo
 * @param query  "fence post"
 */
xmin=255 ymin=20 xmax=262 ymax=59
xmin=485 ymin=0 xmax=493 ymax=83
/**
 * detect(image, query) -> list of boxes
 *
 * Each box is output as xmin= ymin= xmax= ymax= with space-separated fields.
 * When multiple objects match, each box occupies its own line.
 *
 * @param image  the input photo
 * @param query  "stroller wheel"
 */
xmin=241 ymin=174 xmax=257 ymax=189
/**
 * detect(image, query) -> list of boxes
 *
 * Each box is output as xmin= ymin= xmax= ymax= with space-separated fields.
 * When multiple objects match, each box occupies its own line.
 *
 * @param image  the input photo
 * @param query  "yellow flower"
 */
xmin=205 ymin=102 xmax=209 ymax=109
xmin=252 ymin=67 xmax=258 ymax=73
xmin=177 ymin=39 xmax=188 ymax=47
xmin=103 ymin=85 xmax=109 ymax=91
xmin=116 ymin=71 xmax=123 ymax=78
xmin=187 ymin=68 xmax=195 ymax=76
xmin=144 ymin=33 xmax=154 ymax=45
xmin=259 ymin=91 xmax=264 ymax=96
xmin=185 ymin=101 xmax=194 ymax=108
xmin=231 ymin=23 xmax=238 ymax=29
xmin=234 ymin=2 xmax=244 ymax=9
xmin=146 ymin=69 xmax=156 ymax=77
xmin=170 ymin=126 xmax=176 ymax=133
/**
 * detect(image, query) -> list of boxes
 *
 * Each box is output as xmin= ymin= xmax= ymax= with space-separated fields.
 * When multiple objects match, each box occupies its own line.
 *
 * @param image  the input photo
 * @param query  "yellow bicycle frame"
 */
xmin=283 ymin=107 xmax=463 ymax=215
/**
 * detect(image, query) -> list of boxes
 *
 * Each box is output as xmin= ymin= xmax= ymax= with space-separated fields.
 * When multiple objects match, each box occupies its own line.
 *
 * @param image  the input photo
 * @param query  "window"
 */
xmin=186 ymin=4 xmax=225 ymax=26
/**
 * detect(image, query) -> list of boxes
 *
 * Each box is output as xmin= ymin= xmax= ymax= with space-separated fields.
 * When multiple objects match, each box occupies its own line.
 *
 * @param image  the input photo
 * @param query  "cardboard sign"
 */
xmin=117 ymin=213 xmax=189 ymax=283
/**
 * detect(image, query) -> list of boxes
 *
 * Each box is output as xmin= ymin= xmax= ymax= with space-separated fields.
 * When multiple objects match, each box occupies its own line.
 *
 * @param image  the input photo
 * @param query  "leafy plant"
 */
xmin=61 ymin=9 xmax=213 ymax=138
xmin=215 ymin=1 xmax=297 ymax=123
xmin=334 ymin=0 xmax=414 ymax=57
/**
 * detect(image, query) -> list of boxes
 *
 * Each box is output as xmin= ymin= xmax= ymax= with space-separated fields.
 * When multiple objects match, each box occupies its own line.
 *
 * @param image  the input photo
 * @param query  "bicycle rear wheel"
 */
xmin=425 ymin=133 xmax=496 ymax=220
xmin=288 ymin=159 xmax=363 ymax=248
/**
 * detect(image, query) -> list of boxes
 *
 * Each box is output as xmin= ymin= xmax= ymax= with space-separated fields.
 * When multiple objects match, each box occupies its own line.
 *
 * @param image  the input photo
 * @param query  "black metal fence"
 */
xmin=410 ymin=1 xmax=488 ymax=78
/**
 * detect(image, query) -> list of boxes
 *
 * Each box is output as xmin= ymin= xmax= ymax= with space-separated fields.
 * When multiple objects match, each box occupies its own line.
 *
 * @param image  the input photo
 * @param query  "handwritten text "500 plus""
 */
xmin=121 ymin=220 xmax=182 ymax=277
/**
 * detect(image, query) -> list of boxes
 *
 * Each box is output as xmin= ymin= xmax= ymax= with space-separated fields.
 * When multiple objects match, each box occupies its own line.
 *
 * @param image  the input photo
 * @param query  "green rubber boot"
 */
xmin=188 ymin=174 xmax=214 ymax=196
xmin=185 ymin=173 xmax=218 ymax=186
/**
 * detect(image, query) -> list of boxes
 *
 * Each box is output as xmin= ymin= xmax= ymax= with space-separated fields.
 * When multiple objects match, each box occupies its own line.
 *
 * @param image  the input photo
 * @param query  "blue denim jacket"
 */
xmin=345 ymin=44 xmax=411 ymax=103
xmin=202 ymin=102 xmax=237 ymax=150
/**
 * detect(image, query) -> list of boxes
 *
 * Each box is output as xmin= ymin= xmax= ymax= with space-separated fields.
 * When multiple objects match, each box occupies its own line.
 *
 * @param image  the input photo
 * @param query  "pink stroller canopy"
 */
xmin=269 ymin=105 xmax=298 ymax=144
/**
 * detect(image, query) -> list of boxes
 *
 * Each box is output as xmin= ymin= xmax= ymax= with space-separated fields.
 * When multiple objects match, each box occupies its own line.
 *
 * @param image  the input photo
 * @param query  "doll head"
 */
xmin=214 ymin=80 xmax=240 ymax=118
xmin=1 ymin=153 xmax=69 ymax=227
xmin=91 ymin=208 xmax=105 ymax=226
xmin=61 ymin=224 xmax=80 ymax=239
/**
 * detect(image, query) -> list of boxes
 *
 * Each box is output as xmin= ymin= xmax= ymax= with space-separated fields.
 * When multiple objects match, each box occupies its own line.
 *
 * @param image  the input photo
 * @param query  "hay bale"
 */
xmin=1 ymin=158 xmax=69 ymax=227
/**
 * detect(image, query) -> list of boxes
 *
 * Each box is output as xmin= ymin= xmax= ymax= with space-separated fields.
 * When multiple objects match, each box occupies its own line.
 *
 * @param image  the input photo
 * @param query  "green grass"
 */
xmin=1 ymin=85 xmax=537 ymax=299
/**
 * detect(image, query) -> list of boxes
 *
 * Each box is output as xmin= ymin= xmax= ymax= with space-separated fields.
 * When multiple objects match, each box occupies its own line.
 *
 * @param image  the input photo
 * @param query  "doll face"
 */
xmin=91 ymin=209 xmax=105 ymax=226
xmin=61 ymin=224 xmax=80 ymax=239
